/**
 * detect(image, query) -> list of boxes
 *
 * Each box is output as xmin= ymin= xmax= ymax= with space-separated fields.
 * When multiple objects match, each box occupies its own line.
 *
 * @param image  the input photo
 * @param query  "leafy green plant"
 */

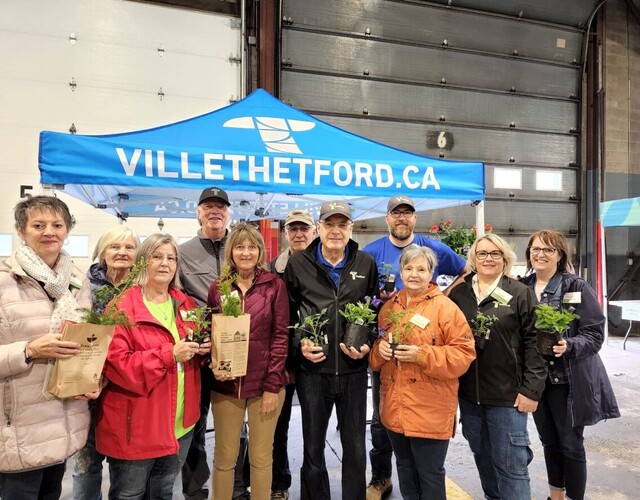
xmin=535 ymin=304 xmax=579 ymax=334
xmin=291 ymin=308 xmax=329 ymax=346
xmin=217 ymin=268 xmax=243 ymax=317
xmin=378 ymin=262 xmax=394 ymax=282
xmin=340 ymin=297 xmax=377 ymax=327
xmin=181 ymin=305 xmax=213 ymax=343
xmin=430 ymin=220 xmax=494 ymax=257
xmin=382 ymin=309 xmax=414 ymax=344
xmin=77 ymin=258 xmax=146 ymax=326
xmin=470 ymin=311 xmax=498 ymax=340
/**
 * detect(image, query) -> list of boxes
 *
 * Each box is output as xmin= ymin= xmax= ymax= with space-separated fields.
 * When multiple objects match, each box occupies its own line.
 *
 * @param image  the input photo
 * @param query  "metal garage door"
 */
xmin=280 ymin=0 xmax=598 ymax=261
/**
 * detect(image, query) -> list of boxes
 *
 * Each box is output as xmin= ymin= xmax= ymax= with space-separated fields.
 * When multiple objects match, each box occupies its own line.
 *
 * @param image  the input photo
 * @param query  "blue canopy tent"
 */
xmin=39 ymin=89 xmax=484 ymax=221
xmin=600 ymin=197 xmax=640 ymax=227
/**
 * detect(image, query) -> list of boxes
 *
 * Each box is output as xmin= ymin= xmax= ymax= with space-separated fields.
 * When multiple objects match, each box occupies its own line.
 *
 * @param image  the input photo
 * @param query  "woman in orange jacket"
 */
xmin=370 ymin=244 xmax=476 ymax=500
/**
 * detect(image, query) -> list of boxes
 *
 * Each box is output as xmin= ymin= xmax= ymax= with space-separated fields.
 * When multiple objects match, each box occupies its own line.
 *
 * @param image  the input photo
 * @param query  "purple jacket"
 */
xmin=207 ymin=268 xmax=289 ymax=399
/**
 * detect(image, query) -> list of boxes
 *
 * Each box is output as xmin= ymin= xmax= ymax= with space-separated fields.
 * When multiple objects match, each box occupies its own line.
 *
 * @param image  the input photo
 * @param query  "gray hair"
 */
xmin=135 ymin=233 xmax=182 ymax=289
xmin=467 ymin=234 xmax=516 ymax=276
xmin=399 ymin=244 xmax=438 ymax=274
xmin=92 ymin=226 xmax=140 ymax=268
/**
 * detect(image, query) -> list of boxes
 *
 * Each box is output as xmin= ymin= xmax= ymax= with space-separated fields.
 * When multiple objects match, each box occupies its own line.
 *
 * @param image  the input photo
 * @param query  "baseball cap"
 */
xmin=285 ymin=209 xmax=314 ymax=227
xmin=387 ymin=195 xmax=415 ymax=212
xmin=319 ymin=201 xmax=352 ymax=221
xmin=198 ymin=187 xmax=230 ymax=206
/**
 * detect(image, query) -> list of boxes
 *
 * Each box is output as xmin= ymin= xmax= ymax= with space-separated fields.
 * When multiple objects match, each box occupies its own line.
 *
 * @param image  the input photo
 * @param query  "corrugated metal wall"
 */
xmin=279 ymin=0 xmax=597 ymax=260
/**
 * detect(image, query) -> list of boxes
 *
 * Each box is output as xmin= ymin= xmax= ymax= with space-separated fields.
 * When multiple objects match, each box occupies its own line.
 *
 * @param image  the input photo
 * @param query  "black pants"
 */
xmin=0 ymin=462 xmax=66 ymax=500
xmin=533 ymin=381 xmax=587 ymax=500
xmin=369 ymin=370 xmax=393 ymax=479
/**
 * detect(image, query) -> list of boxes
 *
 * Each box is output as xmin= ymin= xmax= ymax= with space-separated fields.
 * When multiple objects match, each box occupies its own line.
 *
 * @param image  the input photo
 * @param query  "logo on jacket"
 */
xmin=350 ymin=271 xmax=365 ymax=280
xmin=223 ymin=116 xmax=315 ymax=154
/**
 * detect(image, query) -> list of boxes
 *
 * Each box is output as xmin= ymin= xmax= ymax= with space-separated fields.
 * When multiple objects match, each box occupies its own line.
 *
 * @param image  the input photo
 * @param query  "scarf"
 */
xmin=15 ymin=245 xmax=83 ymax=333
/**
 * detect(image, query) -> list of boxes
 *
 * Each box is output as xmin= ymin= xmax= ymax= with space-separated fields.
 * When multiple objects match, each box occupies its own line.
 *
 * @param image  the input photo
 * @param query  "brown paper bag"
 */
xmin=47 ymin=323 xmax=115 ymax=398
xmin=211 ymin=314 xmax=250 ymax=378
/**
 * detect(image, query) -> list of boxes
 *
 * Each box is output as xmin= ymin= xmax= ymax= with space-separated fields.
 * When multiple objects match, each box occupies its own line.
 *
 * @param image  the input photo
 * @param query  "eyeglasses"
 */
xmin=320 ymin=221 xmax=352 ymax=230
xmin=475 ymin=250 xmax=503 ymax=260
xmin=529 ymin=247 xmax=556 ymax=256
xmin=150 ymin=253 xmax=177 ymax=264
xmin=388 ymin=210 xmax=415 ymax=219
xmin=286 ymin=225 xmax=311 ymax=233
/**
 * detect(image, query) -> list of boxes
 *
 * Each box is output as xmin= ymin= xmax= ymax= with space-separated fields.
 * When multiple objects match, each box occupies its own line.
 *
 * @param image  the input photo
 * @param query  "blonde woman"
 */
xmin=448 ymin=234 xmax=547 ymax=500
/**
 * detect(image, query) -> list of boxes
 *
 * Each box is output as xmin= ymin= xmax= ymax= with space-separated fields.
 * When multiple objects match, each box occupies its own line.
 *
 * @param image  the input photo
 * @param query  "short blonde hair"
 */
xmin=135 ymin=233 xmax=182 ymax=289
xmin=92 ymin=226 xmax=140 ymax=268
xmin=467 ymin=234 xmax=516 ymax=276
xmin=223 ymin=223 xmax=267 ymax=272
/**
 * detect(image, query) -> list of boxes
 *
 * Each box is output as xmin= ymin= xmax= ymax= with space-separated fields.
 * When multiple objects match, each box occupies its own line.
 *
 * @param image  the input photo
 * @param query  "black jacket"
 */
xmin=449 ymin=273 xmax=547 ymax=406
xmin=283 ymin=237 xmax=379 ymax=375
xmin=520 ymin=272 xmax=620 ymax=426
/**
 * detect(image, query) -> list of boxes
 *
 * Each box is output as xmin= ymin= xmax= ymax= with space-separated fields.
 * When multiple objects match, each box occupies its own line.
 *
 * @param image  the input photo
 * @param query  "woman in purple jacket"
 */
xmin=207 ymin=223 xmax=289 ymax=500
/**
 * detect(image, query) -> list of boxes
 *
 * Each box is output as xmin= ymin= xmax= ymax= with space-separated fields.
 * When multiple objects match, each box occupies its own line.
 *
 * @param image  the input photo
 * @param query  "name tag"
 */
xmin=410 ymin=313 xmax=430 ymax=329
xmin=491 ymin=287 xmax=512 ymax=306
xmin=563 ymin=292 xmax=582 ymax=304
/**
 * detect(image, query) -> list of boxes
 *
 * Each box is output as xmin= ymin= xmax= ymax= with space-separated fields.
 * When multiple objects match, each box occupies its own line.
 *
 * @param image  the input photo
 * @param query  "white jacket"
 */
xmin=0 ymin=254 xmax=92 ymax=472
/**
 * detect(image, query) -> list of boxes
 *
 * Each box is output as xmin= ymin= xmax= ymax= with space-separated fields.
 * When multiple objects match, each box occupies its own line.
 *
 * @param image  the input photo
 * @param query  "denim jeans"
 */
xmin=272 ymin=382 xmax=296 ymax=491
xmin=533 ymin=382 xmax=587 ymax=500
xmin=107 ymin=430 xmax=193 ymax=500
xmin=459 ymin=398 xmax=533 ymax=500
xmin=73 ymin=402 xmax=104 ymax=500
xmin=296 ymin=369 xmax=368 ymax=500
xmin=387 ymin=430 xmax=449 ymax=500
xmin=369 ymin=370 xmax=393 ymax=479
xmin=0 ymin=462 xmax=65 ymax=500
xmin=182 ymin=366 xmax=212 ymax=500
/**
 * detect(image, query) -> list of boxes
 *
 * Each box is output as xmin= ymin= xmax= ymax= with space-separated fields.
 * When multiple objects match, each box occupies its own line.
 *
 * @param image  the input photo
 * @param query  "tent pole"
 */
xmin=475 ymin=201 xmax=485 ymax=238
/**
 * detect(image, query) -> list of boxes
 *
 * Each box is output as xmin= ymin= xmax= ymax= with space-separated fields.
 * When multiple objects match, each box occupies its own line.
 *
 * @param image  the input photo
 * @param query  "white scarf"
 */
xmin=15 ymin=245 xmax=83 ymax=333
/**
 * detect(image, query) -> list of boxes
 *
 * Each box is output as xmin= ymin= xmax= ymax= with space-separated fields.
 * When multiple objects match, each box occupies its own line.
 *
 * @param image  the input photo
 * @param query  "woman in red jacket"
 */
xmin=207 ymin=223 xmax=289 ymax=500
xmin=370 ymin=245 xmax=475 ymax=500
xmin=97 ymin=233 xmax=211 ymax=500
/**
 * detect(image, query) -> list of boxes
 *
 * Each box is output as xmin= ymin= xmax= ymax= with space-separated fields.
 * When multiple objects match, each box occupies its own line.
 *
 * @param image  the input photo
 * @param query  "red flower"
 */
xmin=443 ymin=219 xmax=453 ymax=228
xmin=430 ymin=225 xmax=440 ymax=233
xmin=485 ymin=223 xmax=493 ymax=232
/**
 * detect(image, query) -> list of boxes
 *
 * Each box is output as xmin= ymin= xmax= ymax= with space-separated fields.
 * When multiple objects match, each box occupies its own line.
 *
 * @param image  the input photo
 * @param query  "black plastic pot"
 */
xmin=537 ymin=330 xmax=563 ymax=356
xmin=474 ymin=336 xmax=489 ymax=351
xmin=384 ymin=280 xmax=395 ymax=293
xmin=320 ymin=343 xmax=330 ymax=357
xmin=343 ymin=323 xmax=370 ymax=351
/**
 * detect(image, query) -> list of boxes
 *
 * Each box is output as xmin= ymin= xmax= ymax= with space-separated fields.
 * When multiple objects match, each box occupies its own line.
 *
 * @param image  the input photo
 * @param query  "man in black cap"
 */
xmin=284 ymin=201 xmax=378 ymax=500
xmin=362 ymin=194 xmax=469 ymax=500
xmin=179 ymin=187 xmax=240 ymax=499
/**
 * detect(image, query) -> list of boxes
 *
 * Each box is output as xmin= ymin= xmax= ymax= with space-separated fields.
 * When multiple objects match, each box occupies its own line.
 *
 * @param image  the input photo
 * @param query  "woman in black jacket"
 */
xmin=521 ymin=230 xmax=620 ymax=500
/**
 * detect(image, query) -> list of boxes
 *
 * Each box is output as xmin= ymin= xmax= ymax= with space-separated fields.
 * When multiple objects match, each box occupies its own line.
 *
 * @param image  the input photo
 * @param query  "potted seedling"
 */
xmin=181 ymin=305 xmax=213 ymax=344
xmin=469 ymin=310 xmax=498 ymax=351
xmin=340 ymin=296 xmax=379 ymax=351
xmin=379 ymin=263 xmax=396 ymax=293
xmin=382 ymin=309 xmax=414 ymax=354
xmin=291 ymin=308 xmax=330 ymax=357
xmin=534 ymin=304 xmax=579 ymax=356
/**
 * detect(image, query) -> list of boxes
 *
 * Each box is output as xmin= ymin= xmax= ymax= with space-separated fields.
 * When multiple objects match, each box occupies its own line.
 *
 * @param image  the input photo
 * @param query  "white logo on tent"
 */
xmin=223 ymin=117 xmax=315 ymax=154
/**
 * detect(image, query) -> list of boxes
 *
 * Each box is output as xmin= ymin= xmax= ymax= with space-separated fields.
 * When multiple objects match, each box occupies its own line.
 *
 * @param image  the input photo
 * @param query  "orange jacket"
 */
xmin=369 ymin=283 xmax=475 ymax=440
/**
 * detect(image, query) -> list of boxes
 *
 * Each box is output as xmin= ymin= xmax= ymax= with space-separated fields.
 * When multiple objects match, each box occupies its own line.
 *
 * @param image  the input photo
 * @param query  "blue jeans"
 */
xmin=387 ymin=430 xmax=449 ymax=500
xmin=533 ymin=382 xmax=586 ymax=500
xmin=369 ymin=370 xmax=393 ymax=479
xmin=73 ymin=403 xmax=104 ymax=500
xmin=0 ymin=462 xmax=65 ymax=500
xmin=107 ymin=430 xmax=193 ymax=500
xmin=459 ymin=398 xmax=532 ymax=500
xmin=296 ymin=369 xmax=368 ymax=500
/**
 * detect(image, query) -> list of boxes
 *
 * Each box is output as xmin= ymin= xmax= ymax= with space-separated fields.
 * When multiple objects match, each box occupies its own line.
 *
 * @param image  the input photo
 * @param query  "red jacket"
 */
xmin=208 ymin=268 xmax=288 ymax=399
xmin=369 ymin=284 xmax=476 ymax=440
xmin=96 ymin=286 xmax=201 ymax=460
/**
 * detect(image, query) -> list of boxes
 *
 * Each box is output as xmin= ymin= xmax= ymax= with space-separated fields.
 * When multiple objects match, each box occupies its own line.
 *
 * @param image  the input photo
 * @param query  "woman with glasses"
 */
xmin=97 ymin=234 xmax=211 ymax=499
xmin=449 ymin=234 xmax=547 ymax=500
xmin=520 ymin=230 xmax=619 ymax=500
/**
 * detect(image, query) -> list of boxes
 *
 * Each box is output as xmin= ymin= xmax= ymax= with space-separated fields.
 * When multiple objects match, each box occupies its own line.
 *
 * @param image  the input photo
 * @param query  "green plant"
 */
xmin=291 ymin=308 xmax=329 ymax=346
xmin=378 ymin=262 xmax=394 ymax=282
xmin=470 ymin=311 xmax=498 ymax=340
xmin=181 ymin=305 xmax=213 ymax=343
xmin=77 ymin=258 xmax=146 ymax=326
xmin=534 ymin=304 xmax=579 ymax=334
xmin=382 ymin=309 xmax=414 ymax=344
xmin=430 ymin=220 xmax=494 ymax=257
xmin=217 ymin=268 xmax=243 ymax=317
xmin=340 ymin=297 xmax=377 ymax=327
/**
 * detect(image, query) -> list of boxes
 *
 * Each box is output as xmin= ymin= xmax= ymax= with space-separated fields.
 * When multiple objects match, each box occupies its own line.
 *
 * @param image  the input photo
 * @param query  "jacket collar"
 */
xmin=393 ymin=282 xmax=441 ymax=308
xmin=272 ymin=249 xmax=291 ymax=274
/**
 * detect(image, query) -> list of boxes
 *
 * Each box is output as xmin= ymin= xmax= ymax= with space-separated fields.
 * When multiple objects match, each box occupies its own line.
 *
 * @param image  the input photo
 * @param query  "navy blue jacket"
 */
xmin=521 ymin=272 xmax=620 ymax=426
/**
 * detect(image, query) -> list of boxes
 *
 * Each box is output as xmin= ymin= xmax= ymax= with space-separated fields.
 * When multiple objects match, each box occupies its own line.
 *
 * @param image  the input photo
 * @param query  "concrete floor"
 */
xmin=60 ymin=336 xmax=640 ymax=499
